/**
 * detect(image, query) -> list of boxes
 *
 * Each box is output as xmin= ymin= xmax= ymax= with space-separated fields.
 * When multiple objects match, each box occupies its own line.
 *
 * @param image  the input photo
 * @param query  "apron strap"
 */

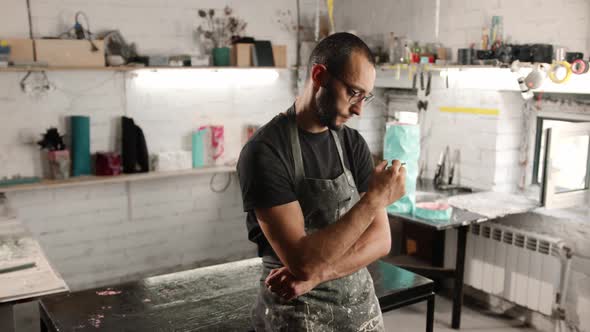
xmin=287 ymin=105 xmax=305 ymax=194
xmin=288 ymin=104 xmax=358 ymax=191
xmin=330 ymin=129 xmax=357 ymax=188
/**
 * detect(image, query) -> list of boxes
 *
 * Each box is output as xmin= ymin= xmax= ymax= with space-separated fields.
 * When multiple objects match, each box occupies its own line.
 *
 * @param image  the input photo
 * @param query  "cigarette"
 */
xmin=387 ymin=162 xmax=406 ymax=170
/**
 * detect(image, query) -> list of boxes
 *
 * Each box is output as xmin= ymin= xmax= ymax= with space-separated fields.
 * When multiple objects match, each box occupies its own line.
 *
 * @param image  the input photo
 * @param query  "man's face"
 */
xmin=315 ymin=52 xmax=376 ymax=130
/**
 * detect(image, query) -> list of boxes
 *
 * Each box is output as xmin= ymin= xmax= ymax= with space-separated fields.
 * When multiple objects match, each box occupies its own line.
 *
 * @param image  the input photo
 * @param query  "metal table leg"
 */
xmin=426 ymin=294 xmax=435 ymax=332
xmin=452 ymin=225 xmax=468 ymax=329
xmin=0 ymin=303 xmax=16 ymax=332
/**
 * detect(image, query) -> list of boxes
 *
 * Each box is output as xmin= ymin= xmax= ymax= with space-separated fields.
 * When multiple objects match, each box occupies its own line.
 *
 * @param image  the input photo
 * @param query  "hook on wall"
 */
xmin=20 ymin=70 xmax=52 ymax=95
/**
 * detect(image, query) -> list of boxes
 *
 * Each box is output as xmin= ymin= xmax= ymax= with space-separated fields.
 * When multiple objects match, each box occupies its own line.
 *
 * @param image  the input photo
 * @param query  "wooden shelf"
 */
xmin=0 ymin=166 xmax=235 ymax=193
xmin=0 ymin=66 xmax=292 ymax=73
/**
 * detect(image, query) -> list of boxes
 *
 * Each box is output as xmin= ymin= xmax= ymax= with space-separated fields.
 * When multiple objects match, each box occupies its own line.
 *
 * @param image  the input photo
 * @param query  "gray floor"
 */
xmin=12 ymin=295 xmax=540 ymax=332
xmin=382 ymin=295 xmax=540 ymax=332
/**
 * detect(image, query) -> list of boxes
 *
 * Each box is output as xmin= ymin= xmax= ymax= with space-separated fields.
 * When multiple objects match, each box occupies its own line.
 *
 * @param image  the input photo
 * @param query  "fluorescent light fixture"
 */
xmin=132 ymin=68 xmax=280 ymax=89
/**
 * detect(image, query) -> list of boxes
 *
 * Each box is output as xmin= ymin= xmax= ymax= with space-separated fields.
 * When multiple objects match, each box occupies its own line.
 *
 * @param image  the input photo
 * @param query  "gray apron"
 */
xmin=253 ymin=107 xmax=384 ymax=331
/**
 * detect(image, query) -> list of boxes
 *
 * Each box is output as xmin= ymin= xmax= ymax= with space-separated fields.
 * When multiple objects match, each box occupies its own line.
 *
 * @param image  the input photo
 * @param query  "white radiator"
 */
xmin=463 ymin=222 xmax=565 ymax=316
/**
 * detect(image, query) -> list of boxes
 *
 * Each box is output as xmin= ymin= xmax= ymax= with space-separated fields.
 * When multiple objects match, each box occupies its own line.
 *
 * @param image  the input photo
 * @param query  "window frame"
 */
xmin=532 ymin=116 xmax=585 ymax=185
xmin=541 ymin=122 xmax=590 ymax=208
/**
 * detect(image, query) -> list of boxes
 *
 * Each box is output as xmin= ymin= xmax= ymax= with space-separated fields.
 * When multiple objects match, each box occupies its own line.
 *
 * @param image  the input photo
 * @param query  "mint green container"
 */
xmin=192 ymin=129 xmax=207 ymax=168
xmin=415 ymin=205 xmax=453 ymax=221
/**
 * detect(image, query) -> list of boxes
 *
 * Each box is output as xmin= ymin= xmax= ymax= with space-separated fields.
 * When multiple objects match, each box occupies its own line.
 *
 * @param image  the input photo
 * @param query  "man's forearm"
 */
xmin=296 ymin=194 xmax=382 ymax=279
xmin=318 ymin=208 xmax=390 ymax=283
xmin=264 ymin=210 xmax=391 ymax=301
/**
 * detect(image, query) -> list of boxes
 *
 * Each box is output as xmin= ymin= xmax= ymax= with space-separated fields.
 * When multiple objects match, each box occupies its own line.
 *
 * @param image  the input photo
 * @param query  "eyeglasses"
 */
xmin=327 ymin=70 xmax=375 ymax=105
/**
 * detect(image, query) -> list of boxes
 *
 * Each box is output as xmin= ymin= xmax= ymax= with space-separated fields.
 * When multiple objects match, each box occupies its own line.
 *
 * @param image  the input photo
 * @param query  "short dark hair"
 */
xmin=307 ymin=32 xmax=375 ymax=78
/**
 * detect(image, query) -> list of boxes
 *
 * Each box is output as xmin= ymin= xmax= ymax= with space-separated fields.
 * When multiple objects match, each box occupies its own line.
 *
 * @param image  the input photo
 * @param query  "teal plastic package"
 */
xmin=383 ymin=122 xmax=420 ymax=214
xmin=192 ymin=127 xmax=207 ymax=168
xmin=414 ymin=202 xmax=453 ymax=221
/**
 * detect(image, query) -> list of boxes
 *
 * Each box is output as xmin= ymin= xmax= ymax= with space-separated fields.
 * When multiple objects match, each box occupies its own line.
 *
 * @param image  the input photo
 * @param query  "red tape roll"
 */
xmin=571 ymin=59 xmax=589 ymax=74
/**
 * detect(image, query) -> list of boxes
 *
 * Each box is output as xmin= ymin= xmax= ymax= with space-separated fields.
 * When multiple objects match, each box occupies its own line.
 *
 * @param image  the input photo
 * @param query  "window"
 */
xmin=533 ymin=118 xmax=582 ymax=185
xmin=538 ymin=121 xmax=590 ymax=208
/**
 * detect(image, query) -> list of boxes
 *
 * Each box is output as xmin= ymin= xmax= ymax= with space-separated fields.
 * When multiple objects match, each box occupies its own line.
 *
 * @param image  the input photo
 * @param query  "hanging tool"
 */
xmin=447 ymin=149 xmax=460 ymax=185
xmin=74 ymin=11 xmax=99 ymax=52
xmin=413 ymin=70 xmax=432 ymax=111
xmin=433 ymin=146 xmax=449 ymax=189
xmin=20 ymin=71 xmax=51 ymax=94
xmin=434 ymin=148 xmax=472 ymax=192
xmin=58 ymin=11 xmax=99 ymax=52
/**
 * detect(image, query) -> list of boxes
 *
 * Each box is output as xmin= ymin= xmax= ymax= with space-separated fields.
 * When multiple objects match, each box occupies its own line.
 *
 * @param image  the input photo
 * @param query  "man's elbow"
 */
xmin=379 ymin=234 xmax=392 ymax=257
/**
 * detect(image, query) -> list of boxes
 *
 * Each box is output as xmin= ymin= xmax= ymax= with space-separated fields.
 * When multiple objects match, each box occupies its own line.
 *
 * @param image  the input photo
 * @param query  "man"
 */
xmin=237 ymin=32 xmax=406 ymax=331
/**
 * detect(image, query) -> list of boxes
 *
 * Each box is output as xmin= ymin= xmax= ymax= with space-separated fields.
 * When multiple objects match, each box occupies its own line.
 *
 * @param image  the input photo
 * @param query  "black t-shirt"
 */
xmin=237 ymin=110 xmax=374 ymax=256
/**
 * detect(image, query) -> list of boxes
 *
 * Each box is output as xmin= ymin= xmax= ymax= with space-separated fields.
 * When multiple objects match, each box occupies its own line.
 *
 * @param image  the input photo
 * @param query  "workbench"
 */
xmin=40 ymin=258 xmax=435 ymax=331
xmin=0 ymin=217 xmax=69 ymax=332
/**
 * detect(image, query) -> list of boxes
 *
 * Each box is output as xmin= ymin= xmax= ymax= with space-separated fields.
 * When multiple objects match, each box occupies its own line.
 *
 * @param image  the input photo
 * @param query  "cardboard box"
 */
xmin=272 ymin=45 xmax=287 ymax=68
xmin=232 ymin=43 xmax=252 ymax=67
xmin=4 ymin=39 xmax=34 ymax=63
xmin=35 ymin=39 xmax=105 ymax=67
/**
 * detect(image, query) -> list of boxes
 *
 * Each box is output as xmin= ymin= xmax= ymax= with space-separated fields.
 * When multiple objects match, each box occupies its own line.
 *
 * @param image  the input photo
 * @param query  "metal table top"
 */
xmin=388 ymin=181 xmax=488 ymax=230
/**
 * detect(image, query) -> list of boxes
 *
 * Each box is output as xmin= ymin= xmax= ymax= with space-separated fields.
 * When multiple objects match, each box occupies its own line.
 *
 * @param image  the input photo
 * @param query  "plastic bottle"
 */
xmin=388 ymin=32 xmax=396 ymax=64
xmin=393 ymin=37 xmax=404 ymax=64
xmin=491 ymin=16 xmax=503 ymax=44
xmin=482 ymin=27 xmax=489 ymax=50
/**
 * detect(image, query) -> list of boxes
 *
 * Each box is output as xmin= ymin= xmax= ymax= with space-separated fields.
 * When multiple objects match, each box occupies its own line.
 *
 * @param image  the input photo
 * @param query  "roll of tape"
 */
xmin=549 ymin=61 xmax=572 ymax=83
xmin=571 ymin=59 xmax=589 ymax=74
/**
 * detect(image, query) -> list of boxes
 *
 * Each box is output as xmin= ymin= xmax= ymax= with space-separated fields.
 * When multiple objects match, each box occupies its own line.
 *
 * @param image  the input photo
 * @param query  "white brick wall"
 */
xmin=416 ymin=88 xmax=503 ymax=189
xmin=378 ymin=83 xmax=530 ymax=193
xmin=1 ymin=67 xmax=290 ymax=290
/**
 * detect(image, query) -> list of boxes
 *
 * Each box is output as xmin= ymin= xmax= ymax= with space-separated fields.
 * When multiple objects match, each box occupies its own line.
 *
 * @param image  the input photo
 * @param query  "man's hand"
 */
xmin=265 ymin=267 xmax=322 ymax=301
xmin=365 ymin=160 xmax=406 ymax=209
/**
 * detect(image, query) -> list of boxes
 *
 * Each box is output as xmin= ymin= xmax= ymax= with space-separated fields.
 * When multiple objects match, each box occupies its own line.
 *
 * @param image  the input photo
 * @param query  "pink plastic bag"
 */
xmin=210 ymin=125 xmax=224 ymax=161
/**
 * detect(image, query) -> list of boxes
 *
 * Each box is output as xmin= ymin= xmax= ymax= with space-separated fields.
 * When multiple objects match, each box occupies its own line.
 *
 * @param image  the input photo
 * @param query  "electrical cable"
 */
xmin=25 ymin=0 xmax=36 ymax=61
xmin=52 ymin=73 xmax=116 ymax=97
xmin=75 ymin=11 xmax=91 ymax=37
xmin=210 ymin=172 xmax=232 ymax=193
xmin=74 ymin=11 xmax=99 ymax=52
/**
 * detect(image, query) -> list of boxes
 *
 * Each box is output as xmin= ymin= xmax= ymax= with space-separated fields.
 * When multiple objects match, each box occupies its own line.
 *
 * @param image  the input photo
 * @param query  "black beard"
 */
xmin=316 ymin=84 xmax=341 ymax=131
